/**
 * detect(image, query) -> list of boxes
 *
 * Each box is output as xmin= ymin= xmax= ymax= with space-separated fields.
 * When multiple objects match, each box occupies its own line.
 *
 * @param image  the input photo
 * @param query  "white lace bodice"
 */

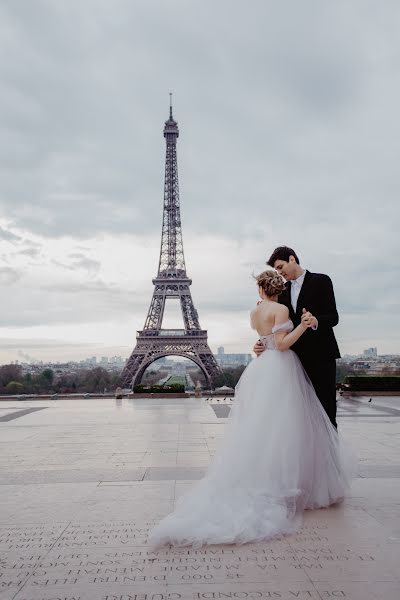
xmin=259 ymin=319 xmax=294 ymax=350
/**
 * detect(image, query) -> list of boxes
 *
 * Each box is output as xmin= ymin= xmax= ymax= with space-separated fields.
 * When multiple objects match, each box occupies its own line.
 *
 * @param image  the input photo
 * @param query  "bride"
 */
xmin=148 ymin=270 xmax=355 ymax=548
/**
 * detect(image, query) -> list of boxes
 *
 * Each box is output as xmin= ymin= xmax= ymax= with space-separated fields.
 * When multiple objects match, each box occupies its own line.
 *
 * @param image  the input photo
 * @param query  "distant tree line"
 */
xmin=213 ymin=363 xmax=400 ymax=391
xmin=0 ymin=363 xmax=247 ymax=394
xmin=336 ymin=363 xmax=400 ymax=383
xmin=343 ymin=376 xmax=400 ymax=391
xmin=212 ymin=366 xmax=247 ymax=389
xmin=141 ymin=369 xmax=169 ymax=386
xmin=2 ymin=362 xmax=399 ymax=396
xmin=0 ymin=364 xmax=120 ymax=395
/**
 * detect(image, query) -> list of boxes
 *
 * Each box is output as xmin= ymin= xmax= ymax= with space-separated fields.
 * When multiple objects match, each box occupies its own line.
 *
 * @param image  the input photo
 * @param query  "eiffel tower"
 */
xmin=120 ymin=98 xmax=221 ymax=390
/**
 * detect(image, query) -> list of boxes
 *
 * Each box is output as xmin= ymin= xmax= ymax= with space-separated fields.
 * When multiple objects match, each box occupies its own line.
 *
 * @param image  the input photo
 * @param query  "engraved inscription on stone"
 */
xmin=0 ymin=522 xmax=387 ymax=599
xmin=0 ymin=525 xmax=65 ymax=550
xmin=55 ymin=522 xmax=153 ymax=548
xmin=15 ymin=589 xmax=348 ymax=599
xmin=11 ymin=537 xmax=378 ymax=588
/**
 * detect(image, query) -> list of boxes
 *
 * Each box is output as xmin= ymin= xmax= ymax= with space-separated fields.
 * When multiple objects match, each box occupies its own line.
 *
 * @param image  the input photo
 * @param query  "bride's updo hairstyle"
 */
xmin=255 ymin=270 xmax=286 ymax=297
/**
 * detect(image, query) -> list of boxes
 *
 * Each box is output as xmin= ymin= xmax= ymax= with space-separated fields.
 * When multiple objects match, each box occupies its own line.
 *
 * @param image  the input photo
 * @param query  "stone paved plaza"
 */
xmin=0 ymin=395 xmax=399 ymax=600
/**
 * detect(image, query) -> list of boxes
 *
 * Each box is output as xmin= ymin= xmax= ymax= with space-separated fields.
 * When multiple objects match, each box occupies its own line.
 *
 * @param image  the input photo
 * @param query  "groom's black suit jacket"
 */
xmin=278 ymin=271 xmax=340 ymax=362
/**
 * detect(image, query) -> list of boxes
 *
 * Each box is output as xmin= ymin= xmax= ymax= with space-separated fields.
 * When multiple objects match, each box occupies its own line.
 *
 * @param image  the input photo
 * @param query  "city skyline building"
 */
xmin=363 ymin=347 xmax=378 ymax=358
xmin=215 ymin=347 xmax=252 ymax=368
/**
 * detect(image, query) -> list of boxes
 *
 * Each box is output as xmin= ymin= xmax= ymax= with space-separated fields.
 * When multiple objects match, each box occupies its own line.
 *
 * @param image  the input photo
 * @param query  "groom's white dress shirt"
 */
xmin=290 ymin=270 xmax=318 ymax=330
xmin=290 ymin=271 xmax=306 ymax=312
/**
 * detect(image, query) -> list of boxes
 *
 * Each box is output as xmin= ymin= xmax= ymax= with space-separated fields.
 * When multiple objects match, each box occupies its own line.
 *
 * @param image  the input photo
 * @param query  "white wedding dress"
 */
xmin=148 ymin=319 xmax=355 ymax=548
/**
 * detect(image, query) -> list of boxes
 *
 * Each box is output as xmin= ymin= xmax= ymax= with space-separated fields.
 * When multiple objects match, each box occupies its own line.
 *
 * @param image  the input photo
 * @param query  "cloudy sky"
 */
xmin=1 ymin=0 xmax=399 ymax=364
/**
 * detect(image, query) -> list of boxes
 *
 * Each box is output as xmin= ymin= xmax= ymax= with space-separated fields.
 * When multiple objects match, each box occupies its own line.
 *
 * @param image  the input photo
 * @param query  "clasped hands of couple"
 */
xmin=253 ymin=308 xmax=317 ymax=356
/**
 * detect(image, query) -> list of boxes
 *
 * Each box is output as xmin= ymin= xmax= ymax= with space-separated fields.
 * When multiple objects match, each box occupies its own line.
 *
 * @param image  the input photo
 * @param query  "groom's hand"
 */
xmin=253 ymin=340 xmax=265 ymax=356
xmin=301 ymin=308 xmax=318 ymax=329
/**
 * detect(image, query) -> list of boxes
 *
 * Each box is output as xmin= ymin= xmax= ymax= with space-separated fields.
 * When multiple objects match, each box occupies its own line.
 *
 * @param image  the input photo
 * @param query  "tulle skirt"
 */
xmin=148 ymin=349 xmax=356 ymax=548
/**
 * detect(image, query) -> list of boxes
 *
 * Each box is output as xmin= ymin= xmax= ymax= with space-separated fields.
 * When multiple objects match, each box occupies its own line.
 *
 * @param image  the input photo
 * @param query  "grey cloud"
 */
xmin=69 ymin=257 xmax=101 ymax=273
xmin=68 ymin=253 xmax=100 ymax=272
xmin=0 ymin=226 xmax=22 ymax=243
xmin=41 ymin=279 xmax=120 ymax=295
xmin=0 ymin=266 xmax=21 ymax=284
xmin=1 ymin=338 xmax=97 ymax=350
xmin=1 ymin=0 xmax=397 ymax=240
xmin=22 ymin=239 xmax=42 ymax=249
xmin=0 ymin=276 xmax=147 ymax=327
xmin=51 ymin=256 xmax=101 ymax=273
xmin=0 ymin=0 xmax=399 ymax=356
xmin=16 ymin=247 xmax=41 ymax=257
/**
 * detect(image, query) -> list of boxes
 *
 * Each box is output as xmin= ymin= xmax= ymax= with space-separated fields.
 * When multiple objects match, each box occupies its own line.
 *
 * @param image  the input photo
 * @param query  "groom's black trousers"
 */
xmin=300 ymin=358 xmax=338 ymax=429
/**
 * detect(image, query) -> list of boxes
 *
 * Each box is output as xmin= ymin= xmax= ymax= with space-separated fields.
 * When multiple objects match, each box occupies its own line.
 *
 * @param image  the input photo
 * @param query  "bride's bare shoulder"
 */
xmin=250 ymin=304 xmax=260 ymax=318
xmin=274 ymin=303 xmax=289 ymax=318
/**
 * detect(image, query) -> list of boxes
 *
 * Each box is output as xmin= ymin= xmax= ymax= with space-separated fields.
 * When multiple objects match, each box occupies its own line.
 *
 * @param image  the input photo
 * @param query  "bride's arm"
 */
xmin=275 ymin=324 xmax=307 ymax=351
xmin=274 ymin=308 xmax=309 ymax=351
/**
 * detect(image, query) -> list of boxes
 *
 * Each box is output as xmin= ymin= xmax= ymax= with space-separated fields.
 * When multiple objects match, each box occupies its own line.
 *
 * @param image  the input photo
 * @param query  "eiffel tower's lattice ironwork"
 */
xmin=120 ymin=99 xmax=221 ymax=390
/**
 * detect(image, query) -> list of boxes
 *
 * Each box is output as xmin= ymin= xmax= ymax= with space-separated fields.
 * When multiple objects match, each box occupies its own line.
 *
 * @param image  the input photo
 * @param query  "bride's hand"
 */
xmin=301 ymin=309 xmax=315 ymax=328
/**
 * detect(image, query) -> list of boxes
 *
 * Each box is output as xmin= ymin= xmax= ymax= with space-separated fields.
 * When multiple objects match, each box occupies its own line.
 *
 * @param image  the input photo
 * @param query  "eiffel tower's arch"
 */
xmin=132 ymin=352 xmax=211 ymax=390
xmin=119 ymin=100 xmax=222 ymax=391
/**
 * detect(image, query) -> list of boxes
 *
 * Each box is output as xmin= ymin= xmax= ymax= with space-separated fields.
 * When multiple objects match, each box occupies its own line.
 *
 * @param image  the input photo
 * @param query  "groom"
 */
xmin=253 ymin=246 xmax=340 ymax=428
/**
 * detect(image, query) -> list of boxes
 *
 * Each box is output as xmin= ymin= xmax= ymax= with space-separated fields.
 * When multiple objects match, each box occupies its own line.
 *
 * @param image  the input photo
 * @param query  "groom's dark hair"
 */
xmin=267 ymin=246 xmax=300 ymax=267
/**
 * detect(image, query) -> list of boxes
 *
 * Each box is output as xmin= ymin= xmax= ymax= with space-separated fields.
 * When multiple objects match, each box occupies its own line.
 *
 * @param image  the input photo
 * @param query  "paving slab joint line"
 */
xmin=312 ymin=581 xmax=325 ymax=600
xmin=0 ymin=406 xmax=48 ymax=422
xmin=287 ymin=541 xmax=325 ymax=597
xmin=98 ymin=468 xmax=146 ymax=485
xmin=10 ymin=520 xmax=72 ymax=599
